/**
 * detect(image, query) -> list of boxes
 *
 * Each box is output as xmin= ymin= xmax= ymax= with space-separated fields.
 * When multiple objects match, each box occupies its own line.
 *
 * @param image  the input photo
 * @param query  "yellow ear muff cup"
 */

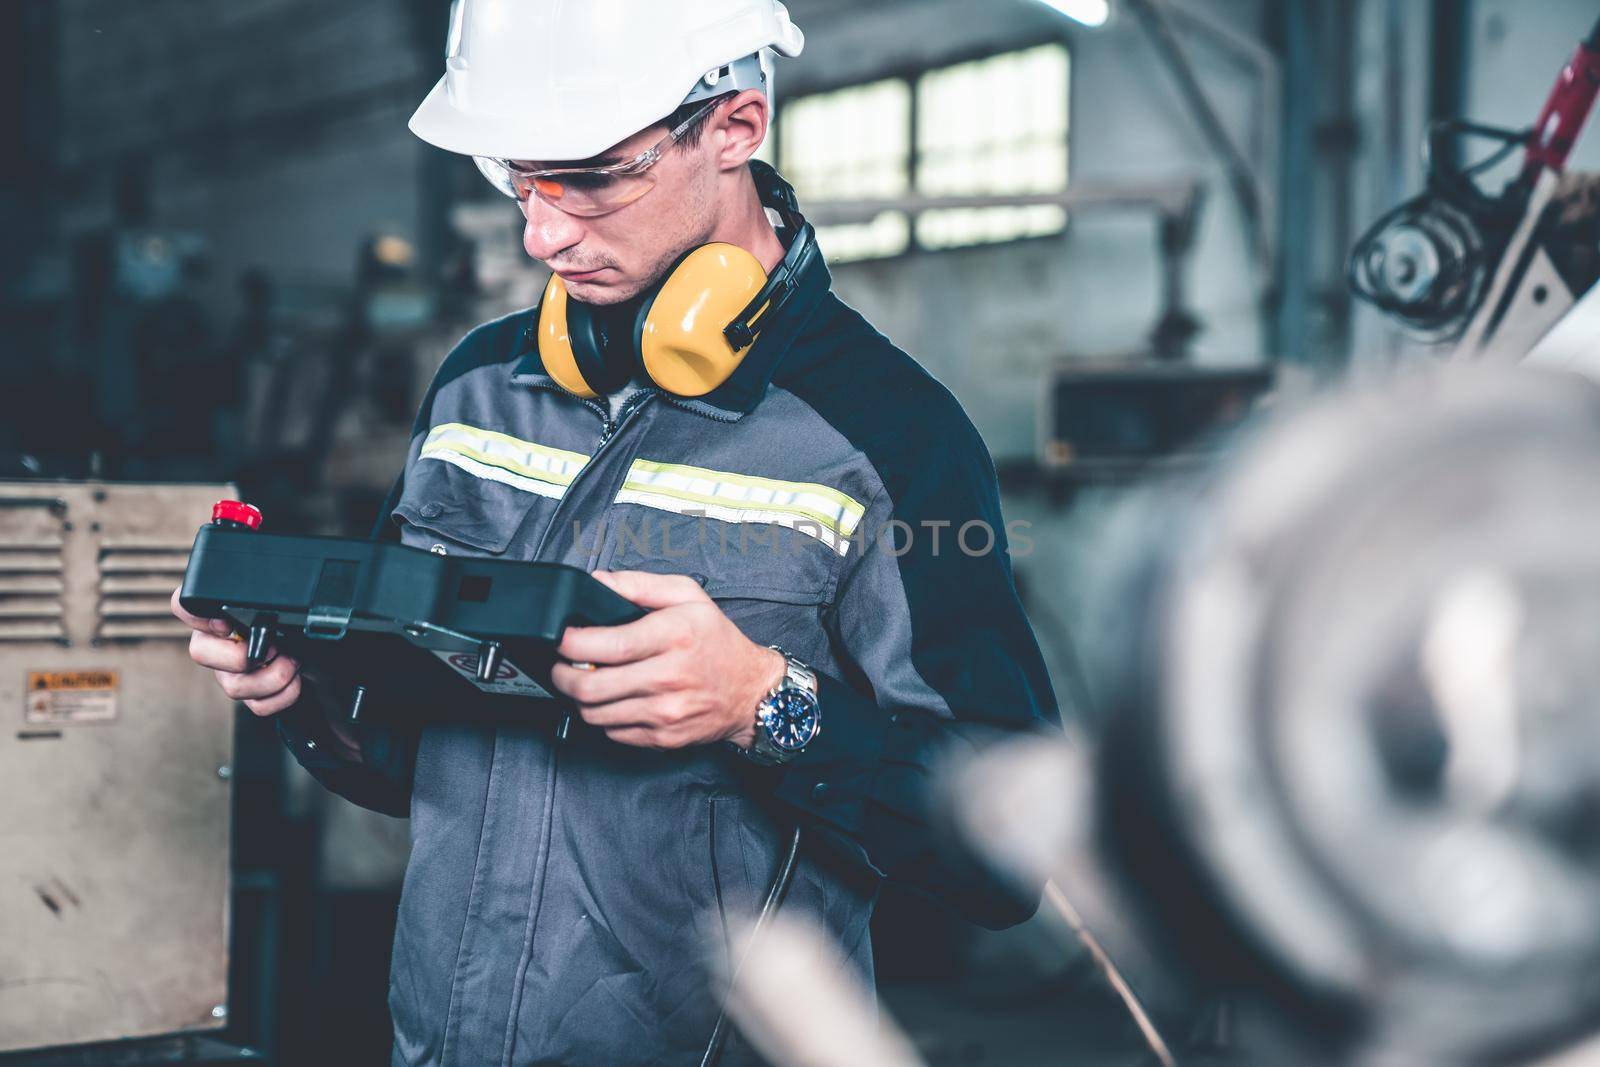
xmin=536 ymin=273 xmax=600 ymax=400
xmin=638 ymin=243 xmax=768 ymax=398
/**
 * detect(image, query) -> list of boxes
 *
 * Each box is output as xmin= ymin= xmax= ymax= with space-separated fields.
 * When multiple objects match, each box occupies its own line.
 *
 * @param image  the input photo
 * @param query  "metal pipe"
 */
xmin=804 ymin=178 xmax=1203 ymax=226
xmin=1163 ymin=0 xmax=1283 ymax=278
xmin=1125 ymin=0 xmax=1269 ymax=277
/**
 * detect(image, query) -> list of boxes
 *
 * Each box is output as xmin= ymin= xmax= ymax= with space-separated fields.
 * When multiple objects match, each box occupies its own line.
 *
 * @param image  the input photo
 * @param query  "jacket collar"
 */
xmin=509 ymin=251 xmax=833 ymax=423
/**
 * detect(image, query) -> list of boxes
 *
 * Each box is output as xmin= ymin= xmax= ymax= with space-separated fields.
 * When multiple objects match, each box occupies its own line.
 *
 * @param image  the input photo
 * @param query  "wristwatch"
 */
xmin=743 ymin=645 xmax=822 ymax=766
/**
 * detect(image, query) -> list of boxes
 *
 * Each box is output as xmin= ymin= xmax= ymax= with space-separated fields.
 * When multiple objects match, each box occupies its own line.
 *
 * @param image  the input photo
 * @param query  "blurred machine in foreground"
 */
xmin=957 ymin=367 xmax=1600 ymax=1066
xmin=0 ymin=483 xmax=240 ymax=1057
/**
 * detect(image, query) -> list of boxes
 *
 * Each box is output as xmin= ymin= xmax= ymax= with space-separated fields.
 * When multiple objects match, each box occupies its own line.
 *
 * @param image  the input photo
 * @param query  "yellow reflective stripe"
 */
xmin=421 ymin=423 xmax=589 ymax=489
xmin=618 ymin=480 xmax=854 ymax=536
xmin=428 ymin=423 xmax=590 ymax=468
xmin=622 ymin=459 xmax=865 ymax=537
xmin=612 ymin=488 xmax=853 ymax=556
xmin=420 ymin=441 xmax=573 ymax=490
xmin=628 ymin=458 xmax=865 ymax=527
xmin=422 ymin=448 xmax=567 ymax=501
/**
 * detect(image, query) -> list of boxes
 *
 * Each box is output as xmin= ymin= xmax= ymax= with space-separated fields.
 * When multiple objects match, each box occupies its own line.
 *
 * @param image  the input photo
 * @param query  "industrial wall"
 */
xmin=46 ymin=0 xmax=438 ymax=289
xmin=796 ymin=0 xmax=1272 ymax=458
xmin=31 ymin=0 xmax=1279 ymax=463
xmin=25 ymin=0 xmax=1569 ymax=444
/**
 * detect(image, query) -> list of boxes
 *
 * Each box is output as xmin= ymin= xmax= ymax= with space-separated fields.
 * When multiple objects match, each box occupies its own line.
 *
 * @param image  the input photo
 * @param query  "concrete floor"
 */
xmin=883 ymin=979 xmax=1172 ymax=1067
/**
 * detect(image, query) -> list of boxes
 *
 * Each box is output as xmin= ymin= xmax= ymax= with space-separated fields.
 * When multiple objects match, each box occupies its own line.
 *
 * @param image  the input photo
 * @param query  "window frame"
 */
xmin=776 ymin=37 xmax=1074 ymax=264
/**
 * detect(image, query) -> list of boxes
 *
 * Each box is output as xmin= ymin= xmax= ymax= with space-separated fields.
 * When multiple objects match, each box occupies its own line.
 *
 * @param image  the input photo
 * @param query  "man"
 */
xmin=173 ymin=1 xmax=1059 ymax=1063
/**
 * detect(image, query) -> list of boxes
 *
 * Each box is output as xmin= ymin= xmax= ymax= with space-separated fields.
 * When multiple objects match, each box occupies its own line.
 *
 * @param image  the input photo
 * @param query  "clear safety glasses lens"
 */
xmin=472 ymin=154 xmax=520 ymax=199
xmin=472 ymin=156 xmax=659 ymax=217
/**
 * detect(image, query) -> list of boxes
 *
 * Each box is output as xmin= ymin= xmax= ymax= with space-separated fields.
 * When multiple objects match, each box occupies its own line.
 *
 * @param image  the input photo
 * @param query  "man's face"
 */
xmin=517 ymin=118 xmax=720 ymax=305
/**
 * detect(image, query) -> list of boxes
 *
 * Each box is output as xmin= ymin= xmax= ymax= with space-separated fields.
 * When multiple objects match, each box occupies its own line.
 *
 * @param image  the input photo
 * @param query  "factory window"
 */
xmin=915 ymin=43 xmax=1070 ymax=249
xmin=779 ymin=78 xmax=913 ymax=262
xmin=778 ymin=43 xmax=1069 ymax=262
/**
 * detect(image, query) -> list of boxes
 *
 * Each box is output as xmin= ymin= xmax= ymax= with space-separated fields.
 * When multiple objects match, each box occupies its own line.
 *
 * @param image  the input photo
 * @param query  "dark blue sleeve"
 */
xmin=770 ymin=415 xmax=1062 ymax=929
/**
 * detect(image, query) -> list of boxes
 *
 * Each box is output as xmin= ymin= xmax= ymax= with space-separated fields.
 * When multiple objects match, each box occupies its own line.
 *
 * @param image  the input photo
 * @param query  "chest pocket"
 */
xmin=392 ymin=424 xmax=587 ymax=556
xmin=609 ymin=510 xmax=836 ymax=604
xmin=609 ymin=507 xmax=841 ymax=660
xmin=605 ymin=459 xmax=867 ymax=614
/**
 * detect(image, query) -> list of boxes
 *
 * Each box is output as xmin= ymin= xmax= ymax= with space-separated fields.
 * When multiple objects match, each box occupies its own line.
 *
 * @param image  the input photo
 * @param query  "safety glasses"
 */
xmin=474 ymin=97 xmax=724 ymax=217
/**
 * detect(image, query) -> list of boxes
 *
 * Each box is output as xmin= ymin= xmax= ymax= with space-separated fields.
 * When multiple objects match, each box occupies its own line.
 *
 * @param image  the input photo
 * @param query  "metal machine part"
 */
xmin=1349 ymin=186 xmax=1494 ymax=341
xmin=0 ymin=482 xmax=236 ymax=1054
xmin=1093 ymin=369 xmax=1600 ymax=1064
xmin=1033 ymin=360 xmax=1273 ymax=480
xmin=1351 ymin=16 xmax=1600 ymax=354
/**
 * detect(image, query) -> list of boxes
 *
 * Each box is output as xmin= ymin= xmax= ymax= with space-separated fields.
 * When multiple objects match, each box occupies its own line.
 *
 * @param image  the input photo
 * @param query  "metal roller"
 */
xmin=1094 ymin=368 xmax=1600 ymax=1064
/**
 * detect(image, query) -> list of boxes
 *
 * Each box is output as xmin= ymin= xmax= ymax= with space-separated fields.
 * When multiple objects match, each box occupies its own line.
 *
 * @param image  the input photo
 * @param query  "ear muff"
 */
xmin=634 ymin=243 xmax=768 ymax=398
xmin=538 ymin=272 xmax=652 ymax=398
xmin=536 ymin=273 xmax=601 ymax=399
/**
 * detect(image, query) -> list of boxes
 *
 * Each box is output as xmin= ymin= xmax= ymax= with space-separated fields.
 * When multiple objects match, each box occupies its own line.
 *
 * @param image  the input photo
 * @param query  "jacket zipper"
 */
xmin=543 ymin=388 xmax=654 ymax=549
xmin=532 ymin=388 xmax=657 ymax=725
xmin=524 ymin=389 xmax=652 ymax=565
xmin=657 ymin=390 xmax=742 ymax=424
xmin=597 ymin=388 xmax=653 ymax=446
xmin=498 ymin=385 xmax=655 ymax=1060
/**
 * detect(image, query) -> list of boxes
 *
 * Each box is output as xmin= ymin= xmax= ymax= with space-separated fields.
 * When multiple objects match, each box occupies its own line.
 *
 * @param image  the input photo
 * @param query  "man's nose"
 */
xmin=522 ymin=196 xmax=585 ymax=262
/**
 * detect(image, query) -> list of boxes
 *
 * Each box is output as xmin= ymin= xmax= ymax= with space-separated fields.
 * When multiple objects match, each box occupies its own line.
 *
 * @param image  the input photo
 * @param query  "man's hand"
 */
xmin=551 ymin=570 xmax=786 ymax=751
xmin=170 ymin=588 xmax=303 ymax=717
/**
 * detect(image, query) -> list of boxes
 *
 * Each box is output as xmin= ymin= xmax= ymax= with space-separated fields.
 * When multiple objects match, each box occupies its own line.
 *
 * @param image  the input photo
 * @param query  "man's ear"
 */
xmin=713 ymin=89 xmax=771 ymax=173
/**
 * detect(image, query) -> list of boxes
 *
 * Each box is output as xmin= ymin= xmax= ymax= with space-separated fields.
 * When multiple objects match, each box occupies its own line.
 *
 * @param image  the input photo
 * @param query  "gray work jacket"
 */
xmin=278 ymin=261 xmax=1059 ymax=1066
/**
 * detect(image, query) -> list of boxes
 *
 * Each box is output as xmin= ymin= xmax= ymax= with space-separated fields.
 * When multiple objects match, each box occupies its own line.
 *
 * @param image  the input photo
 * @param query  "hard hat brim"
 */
xmin=410 ymin=77 xmax=704 ymax=164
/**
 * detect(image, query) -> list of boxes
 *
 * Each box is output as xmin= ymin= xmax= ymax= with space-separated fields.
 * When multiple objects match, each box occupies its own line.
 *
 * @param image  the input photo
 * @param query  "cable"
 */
xmin=1424 ymin=119 xmax=1531 ymax=206
xmin=1043 ymin=881 xmax=1176 ymax=1067
xmin=699 ymin=825 xmax=804 ymax=1067
xmin=1348 ymin=120 xmax=1534 ymax=339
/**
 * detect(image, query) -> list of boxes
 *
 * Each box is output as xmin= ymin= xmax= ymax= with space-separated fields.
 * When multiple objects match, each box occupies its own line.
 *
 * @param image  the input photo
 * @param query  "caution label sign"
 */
xmin=429 ymin=651 xmax=552 ymax=699
xmin=26 ymin=670 xmax=121 ymax=724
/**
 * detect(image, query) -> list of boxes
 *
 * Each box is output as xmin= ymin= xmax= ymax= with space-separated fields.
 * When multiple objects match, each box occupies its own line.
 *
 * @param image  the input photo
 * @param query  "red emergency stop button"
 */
xmin=212 ymin=500 xmax=263 ymax=530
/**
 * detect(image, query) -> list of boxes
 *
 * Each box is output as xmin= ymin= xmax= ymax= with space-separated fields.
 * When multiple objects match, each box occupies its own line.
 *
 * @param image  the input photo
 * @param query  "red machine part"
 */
xmin=1521 ymin=18 xmax=1600 ymax=180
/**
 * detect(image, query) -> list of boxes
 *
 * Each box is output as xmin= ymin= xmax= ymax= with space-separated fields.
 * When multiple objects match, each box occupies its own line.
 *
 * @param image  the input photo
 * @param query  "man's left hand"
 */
xmin=551 ymin=570 xmax=786 ymax=751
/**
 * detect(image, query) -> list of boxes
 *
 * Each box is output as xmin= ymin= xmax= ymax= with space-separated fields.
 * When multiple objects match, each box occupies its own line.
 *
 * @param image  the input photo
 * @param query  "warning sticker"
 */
xmin=430 ymin=651 xmax=553 ymax=699
xmin=26 ymin=670 xmax=120 ymax=725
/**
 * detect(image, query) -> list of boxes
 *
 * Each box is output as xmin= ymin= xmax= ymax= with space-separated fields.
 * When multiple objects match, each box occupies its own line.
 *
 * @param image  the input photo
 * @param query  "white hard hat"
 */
xmin=409 ymin=0 xmax=806 ymax=163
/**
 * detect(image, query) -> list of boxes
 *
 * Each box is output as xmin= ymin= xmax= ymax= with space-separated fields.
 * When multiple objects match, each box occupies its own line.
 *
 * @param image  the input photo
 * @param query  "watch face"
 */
xmin=763 ymin=688 xmax=820 ymax=752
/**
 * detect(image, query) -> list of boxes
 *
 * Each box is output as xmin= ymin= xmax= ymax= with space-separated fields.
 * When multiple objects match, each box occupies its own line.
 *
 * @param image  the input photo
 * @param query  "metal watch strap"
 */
xmin=768 ymin=644 xmax=817 ymax=698
xmin=744 ymin=645 xmax=817 ymax=766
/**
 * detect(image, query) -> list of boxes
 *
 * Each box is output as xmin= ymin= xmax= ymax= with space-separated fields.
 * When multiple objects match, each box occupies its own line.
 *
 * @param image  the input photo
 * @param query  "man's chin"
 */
xmin=557 ymin=271 xmax=641 ymax=305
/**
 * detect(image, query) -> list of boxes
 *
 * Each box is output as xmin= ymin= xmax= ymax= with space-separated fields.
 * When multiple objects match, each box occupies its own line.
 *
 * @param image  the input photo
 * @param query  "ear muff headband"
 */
xmin=636 ymin=243 xmax=767 ymax=398
xmin=722 ymin=218 xmax=817 ymax=351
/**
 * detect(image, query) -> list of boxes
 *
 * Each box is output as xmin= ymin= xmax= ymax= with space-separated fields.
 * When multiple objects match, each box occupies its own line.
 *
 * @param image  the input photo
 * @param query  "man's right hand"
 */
xmin=170 ymin=587 xmax=303 ymax=716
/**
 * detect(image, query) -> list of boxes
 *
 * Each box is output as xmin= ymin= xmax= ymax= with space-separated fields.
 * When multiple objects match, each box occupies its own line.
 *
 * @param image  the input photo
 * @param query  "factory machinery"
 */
xmin=0 ymin=484 xmax=246 ymax=1062
xmin=11 ymin=14 xmax=1600 ymax=1067
xmin=947 ymin=15 xmax=1600 ymax=1066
